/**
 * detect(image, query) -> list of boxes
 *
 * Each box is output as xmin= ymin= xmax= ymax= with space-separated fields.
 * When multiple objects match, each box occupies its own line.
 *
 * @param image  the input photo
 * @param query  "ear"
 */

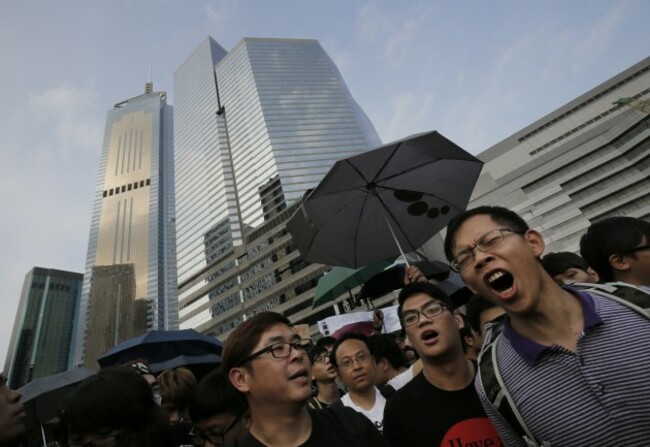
xmin=464 ymin=334 xmax=475 ymax=348
xmin=453 ymin=311 xmax=464 ymax=329
xmin=608 ymin=254 xmax=631 ymax=273
xmin=229 ymin=367 xmax=251 ymax=394
xmin=524 ymin=229 xmax=545 ymax=257
xmin=587 ymin=267 xmax=600 ymax=282
xmin=377 ymin=358 xmax=389 ymax=373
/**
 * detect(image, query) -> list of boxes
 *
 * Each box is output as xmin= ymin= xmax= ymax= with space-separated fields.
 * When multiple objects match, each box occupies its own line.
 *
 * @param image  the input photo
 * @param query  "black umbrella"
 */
xmin=97 ymin=329 xmax=223 ymax=368
xmin=359 ymin=260 xmax=450 ymax=301
xmin=19 ymin=367 xmax=97 ymax=440
xmin=287 ymin=131 xmax=482 ymax=268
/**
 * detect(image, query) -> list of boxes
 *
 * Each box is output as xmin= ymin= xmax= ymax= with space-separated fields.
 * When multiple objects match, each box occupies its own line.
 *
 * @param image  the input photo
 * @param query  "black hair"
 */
xmin=308 ymin=344 xmax=329 ymax=364
xmin=188 ymin=368 xmax=247 ymax=424
xmin=465 ymin=294 xmax=500 ymax=334
xmin=315 ymin=336 xmax=336 ymax=349
xmin=444 ymin=206 xmax=530 ymax=262
xmin=330 ymin=332 xmax=372 ymax=369
xmin=580 ymin=216 xmax=650 ymax=282
xmin=397 ymin=282 xmax=451 ymax=329
xmin=367 ymin=334 xmax=409 ymax=370
xmin=63 ymin=366 xmax=170 ymax=447
xmin=540 ymin=251 xmax=591 ymax=277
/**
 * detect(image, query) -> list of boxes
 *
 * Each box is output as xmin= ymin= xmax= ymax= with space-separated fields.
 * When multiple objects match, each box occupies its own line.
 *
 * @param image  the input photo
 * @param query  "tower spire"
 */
xmin=145 ymin=59 xmax=153 ymax=93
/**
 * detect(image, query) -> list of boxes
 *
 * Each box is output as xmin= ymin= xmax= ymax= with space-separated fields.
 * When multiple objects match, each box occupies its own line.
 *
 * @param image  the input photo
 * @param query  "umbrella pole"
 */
xmin=40 ymin=423 xmax=47 ymax=446
xmin=382 ymin=213 xmax=410 ymax=267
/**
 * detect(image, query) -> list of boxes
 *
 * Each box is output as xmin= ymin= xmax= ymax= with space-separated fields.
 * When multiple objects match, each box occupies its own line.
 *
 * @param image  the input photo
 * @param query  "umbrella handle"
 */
xmin=382 ymin=213 xmax=411 ymax=267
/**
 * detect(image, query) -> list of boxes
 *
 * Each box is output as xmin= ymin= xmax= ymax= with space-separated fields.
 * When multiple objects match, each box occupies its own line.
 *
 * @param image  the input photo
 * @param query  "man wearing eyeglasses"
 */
xmin=188 ymin=368 xmax=249 ymax=447
xmin=223 ymin=312 xmax=389 ymax=447
xmin=330 ymin=333 xmax=387 ymax=433
xmin=443 ymin=206 xmax=650 ymax=446
xmin=580 ymin=216 xmax=650 ymax=289
xmin=0 ymin=374 xmax=26 ymax=447
xmin=382 ymin=282 xmax=501 ymax=447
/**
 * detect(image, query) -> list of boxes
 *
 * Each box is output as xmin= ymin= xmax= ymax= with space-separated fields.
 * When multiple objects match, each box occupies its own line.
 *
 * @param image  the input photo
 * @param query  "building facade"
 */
xmin=73 ymin=84 xmax=178 ymax=367
xmin=4 ymin=268 xmax=82 ymax=388
xmin=174 ymin=37 xmax=381 ymax=337
xmin=469 ymin=57 xmax=650 ymax=251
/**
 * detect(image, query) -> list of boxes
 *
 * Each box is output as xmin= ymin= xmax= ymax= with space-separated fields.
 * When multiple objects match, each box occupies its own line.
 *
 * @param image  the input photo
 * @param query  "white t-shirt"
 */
xmin=340 ymin=386 xmax=386 ymax=433
xmin=387 ymin=363 xmax=416 ymax=391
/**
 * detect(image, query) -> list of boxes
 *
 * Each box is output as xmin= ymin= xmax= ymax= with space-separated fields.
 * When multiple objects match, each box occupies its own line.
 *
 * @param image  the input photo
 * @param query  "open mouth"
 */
xmin=421 ymin=329 xmax=439 ymax=341
xmin=289 ymin=369 xmax=308 ymax=381
xmin=486 ymin=270 xmax=514 ymax=294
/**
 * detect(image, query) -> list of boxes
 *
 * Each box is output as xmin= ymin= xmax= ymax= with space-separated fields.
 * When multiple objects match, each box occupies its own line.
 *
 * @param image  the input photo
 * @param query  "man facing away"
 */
xmin=382 ymin=283 xmax=501 ymax=447
xmin=444 ymin=205 xmax=650 ymax=446
xmin=540 ymin=251 xmax=600 ymax=286
xmin=580 ymin=216 xmax=650 ymax=288
xmin=223 ymin=312 xmax=389 ymax=447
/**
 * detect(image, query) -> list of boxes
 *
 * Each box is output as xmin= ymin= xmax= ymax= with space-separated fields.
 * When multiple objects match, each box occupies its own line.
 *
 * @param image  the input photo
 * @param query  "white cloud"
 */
xmin=372 ymin=90 xmax=436 ymax=142
xmin=28 ymin=83 xmax=103 ymax=158
xmin=204 ymin=3 xmax=225 ymax=27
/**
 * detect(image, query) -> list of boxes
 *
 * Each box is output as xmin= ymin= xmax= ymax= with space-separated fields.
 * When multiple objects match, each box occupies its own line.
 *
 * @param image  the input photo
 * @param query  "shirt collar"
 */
xmin=502 ymin=287 xmax=603 ymax=365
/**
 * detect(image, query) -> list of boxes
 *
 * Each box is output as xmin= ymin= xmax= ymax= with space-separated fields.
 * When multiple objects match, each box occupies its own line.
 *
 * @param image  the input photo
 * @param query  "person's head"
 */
xmin=129 ymin=362 xmax=162 ymax=406
xmin=64 ymin=366 xmax=168 ymax=447
xmin=366 ymin=334 xmax=409 ymax=386
xmin=444 ymin=206 xmax=552 ymax=316
xmin=331 ymin=333 xmax=377 ymax=394
xmin=308 ymin=345 xmax=337 ymax=385
xmin=0 ymin=373 xmax=25 ymax=446
xmin=580 ymin=216 xmax=650 ymax=286
xmin=224 ymin=312 xmax=311 ymax=410
xmin=315 ymin=336 xmax=336 ymax=352
xmin=397 ymin=282 xmax=464 ymax=362
xmin=540 ymin=251 xmax=599 ymax=286
xmin=465 ymin=294 xmax=505 ymax=339
xmin=157 ymin=367 xmax=196 ymax=425
xmin=458 ymin=313 xmax=480 ymax=360
xmin=188 ymin=369 xmax=248 ymax=447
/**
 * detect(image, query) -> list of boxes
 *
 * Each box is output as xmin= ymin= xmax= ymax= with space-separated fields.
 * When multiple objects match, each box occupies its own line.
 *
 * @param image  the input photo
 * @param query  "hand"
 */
xmin=403 ymin=265 xmax=426 ymax=284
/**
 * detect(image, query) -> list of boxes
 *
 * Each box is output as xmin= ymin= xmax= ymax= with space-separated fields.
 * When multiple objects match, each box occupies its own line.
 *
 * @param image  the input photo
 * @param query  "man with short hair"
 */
xmin=307 ymin=345 xmax=341 ymax=409
xmin=464 ymin=293 xmax=505 ymax=351
xmin=0 ymin=374 xmax=26 ymax=447
xmin=580 ymin=216 xmax=650 ymax=287
xmin=382 ymin=283 xmax=501 ymax=446
xmin=188 ymin=369 xmax=249 ymax=447
xmin=540 ymin=251 xmax=600 ymax=286
xmin=366 ymin=334 xmax=409 ymax=388
xmin=330 ymin=333 xmax=386 ymax=433
xmin=223 ymin=312 xmax=389 ymax=447
xmin=444 ymin=205 xmax=650 ymax=446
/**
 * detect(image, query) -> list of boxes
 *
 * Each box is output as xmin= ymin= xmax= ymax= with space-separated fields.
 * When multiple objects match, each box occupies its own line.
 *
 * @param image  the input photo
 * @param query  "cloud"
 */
xmin=204 ymin=3 xmax=225 ymax=27
xmin=27 ymin=83 xmax=103 ymax=158
xmin=371 ymin=89 xmax=436 ymax=142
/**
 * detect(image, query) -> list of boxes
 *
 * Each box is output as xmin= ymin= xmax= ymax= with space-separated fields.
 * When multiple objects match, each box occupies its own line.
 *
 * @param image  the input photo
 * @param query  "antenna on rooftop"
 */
xmin=145 ymin=59 xmax=153 ymax=94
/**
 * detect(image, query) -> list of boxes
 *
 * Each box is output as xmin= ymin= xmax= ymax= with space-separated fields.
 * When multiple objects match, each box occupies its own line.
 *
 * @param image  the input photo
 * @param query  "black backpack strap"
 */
xmin=478 ymin=316 xmax=541 ymax=447
xmin=572 ymin=282 xmax=650 ymax=315
xmin=379 ymin=384 xmax=396 ymax=399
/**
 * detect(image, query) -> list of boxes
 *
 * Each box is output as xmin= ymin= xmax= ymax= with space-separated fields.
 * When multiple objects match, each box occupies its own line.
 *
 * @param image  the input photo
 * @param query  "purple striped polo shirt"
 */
xmin=476 ymin=288 xmax=650 ymax=446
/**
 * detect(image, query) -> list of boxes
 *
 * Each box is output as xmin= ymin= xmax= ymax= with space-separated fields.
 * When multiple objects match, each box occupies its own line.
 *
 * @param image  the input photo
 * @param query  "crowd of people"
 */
xmin=1 ymin=207 xmax=648 ymax=446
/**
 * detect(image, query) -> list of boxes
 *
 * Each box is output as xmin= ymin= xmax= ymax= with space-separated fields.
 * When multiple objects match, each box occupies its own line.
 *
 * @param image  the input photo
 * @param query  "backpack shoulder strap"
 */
xmin=571 ymin=282 xmax=650 ymax=317
xmin=478 ymin=316 xmax=541 ymax=447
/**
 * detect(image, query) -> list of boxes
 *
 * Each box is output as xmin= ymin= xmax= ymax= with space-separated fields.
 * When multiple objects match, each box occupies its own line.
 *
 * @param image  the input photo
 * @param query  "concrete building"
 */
xmin=469 ymin=57 xmax=650 ymax=250
xmin=174 ymin=37 xmax=381 ymax=337
xmin=73 ymin=82 xmax=178 ymax=367
xmin=4 ymin=268 xmax=82 ymax=388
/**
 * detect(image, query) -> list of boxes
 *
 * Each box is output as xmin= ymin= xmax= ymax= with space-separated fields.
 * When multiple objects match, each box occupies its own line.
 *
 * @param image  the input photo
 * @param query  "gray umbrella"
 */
xmin=287 ymin=131 xmax=482 ymax=268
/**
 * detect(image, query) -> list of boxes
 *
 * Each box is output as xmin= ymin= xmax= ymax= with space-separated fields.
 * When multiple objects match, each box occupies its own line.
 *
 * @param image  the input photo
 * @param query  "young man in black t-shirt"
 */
xmin=383 ymin=283 xmax=501 ymax=447
xmin=223 ymin=312 xmax=389 ymax=447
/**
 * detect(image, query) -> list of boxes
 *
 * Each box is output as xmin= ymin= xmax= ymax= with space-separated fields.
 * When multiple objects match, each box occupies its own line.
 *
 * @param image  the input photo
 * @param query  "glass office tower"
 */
xmin=72 ymin=84 xmax=178 ymax=367
xmin=4 ymin=268 xmax=82 ymax=388
xmin=174 ymin=37 xmax=381 ymax=337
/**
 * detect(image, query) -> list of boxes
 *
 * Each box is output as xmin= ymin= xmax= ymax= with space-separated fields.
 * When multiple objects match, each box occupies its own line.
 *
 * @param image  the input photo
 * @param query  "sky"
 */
xmin=1 ymin=0 xmax=648 ymax=366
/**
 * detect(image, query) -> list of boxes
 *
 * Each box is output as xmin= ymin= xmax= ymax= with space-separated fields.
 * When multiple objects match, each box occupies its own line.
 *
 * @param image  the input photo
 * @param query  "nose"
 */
xmin=473 ymin=249 xmax=493 ymax=270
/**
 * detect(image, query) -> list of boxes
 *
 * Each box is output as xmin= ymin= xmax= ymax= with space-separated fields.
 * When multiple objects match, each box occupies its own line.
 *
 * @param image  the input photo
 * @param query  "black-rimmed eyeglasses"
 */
xmin=402 ymin=301 xmax=450 ymax=327
xmin=450 ymin=228 xmax=523 ymax=272
xmin=189 ymin=413 xmax=243 ymax=447
xmin=238 ymin=339 xmax=309 ymax=365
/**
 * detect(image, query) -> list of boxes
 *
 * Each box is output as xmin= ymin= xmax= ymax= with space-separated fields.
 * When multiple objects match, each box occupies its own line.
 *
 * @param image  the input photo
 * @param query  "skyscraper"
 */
xmin=174 ymin=37 xmax=381 ymax=337
xmin=72 ymin=83 xmax=178 ymax=367
xmin=4 ymin=268 xmax=82 ymax=388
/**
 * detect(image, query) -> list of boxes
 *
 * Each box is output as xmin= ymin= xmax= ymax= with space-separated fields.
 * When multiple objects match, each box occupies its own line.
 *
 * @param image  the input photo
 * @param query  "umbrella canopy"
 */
xmin=148 ymin=353 xmax=221 ymax=374
xmin=359 ymin=260 xmax=450 ymax=301
xmin=19 ymin=367 xmax=97 ymax=428
xmin=287 ymin=131 xmax=482 ymax=268
xmin=97 ymin=329 xmax=223 ymax=368
xmin=313 ymin=258 xmax=394 ymax=308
